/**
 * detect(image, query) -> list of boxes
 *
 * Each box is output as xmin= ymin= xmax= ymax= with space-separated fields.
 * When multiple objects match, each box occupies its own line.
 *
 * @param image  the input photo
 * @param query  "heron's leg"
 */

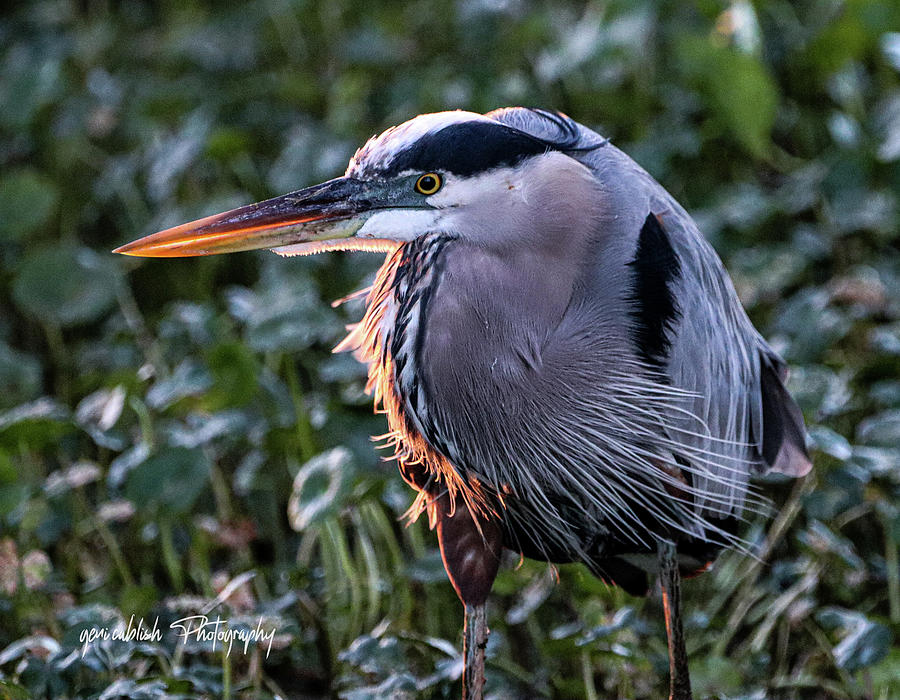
xmin=658 ymin=539 xmax=693 ymax=700
xmin=432 ymin=490 xmax=503 ymax=700
xmin=463 ymin=603 xmax=488 ymax=700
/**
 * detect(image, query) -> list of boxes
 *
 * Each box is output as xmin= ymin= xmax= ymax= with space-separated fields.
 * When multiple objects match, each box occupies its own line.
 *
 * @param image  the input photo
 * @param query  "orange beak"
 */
xmin=114 ymin=177 xmax=375 ymax=258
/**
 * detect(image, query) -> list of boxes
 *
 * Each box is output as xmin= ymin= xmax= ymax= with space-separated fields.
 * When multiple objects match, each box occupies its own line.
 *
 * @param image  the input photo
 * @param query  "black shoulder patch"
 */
xmin=628 ymin=213 xmax=682 ymax=368
xmin=384 ymin=121 xmax=549 ymax=177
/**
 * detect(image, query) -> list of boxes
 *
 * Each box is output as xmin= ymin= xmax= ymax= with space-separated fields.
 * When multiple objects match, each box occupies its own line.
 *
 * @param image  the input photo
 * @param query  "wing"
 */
xmin=648 ymin=198 xmax=812 ymax=517
xmin=488 ymin=107 xmax=812 ymax=519
xmin=631 ymin=172 xmax=813 ymax=520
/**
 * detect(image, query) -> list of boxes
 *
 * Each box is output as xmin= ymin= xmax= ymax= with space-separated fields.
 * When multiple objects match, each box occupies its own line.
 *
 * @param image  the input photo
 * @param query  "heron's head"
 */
xmin=114 ymin=110 xmax=603 ymax=259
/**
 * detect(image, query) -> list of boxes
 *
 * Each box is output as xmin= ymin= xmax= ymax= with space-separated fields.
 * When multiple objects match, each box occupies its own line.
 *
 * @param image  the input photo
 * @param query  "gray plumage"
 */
xmin=337 ymin=108 xmax=811 ymax=586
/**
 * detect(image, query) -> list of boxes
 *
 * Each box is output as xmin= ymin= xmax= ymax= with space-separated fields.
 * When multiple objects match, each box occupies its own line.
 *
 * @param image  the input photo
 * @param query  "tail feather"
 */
xmin=758 ymin=351 xmax=812 ymax=477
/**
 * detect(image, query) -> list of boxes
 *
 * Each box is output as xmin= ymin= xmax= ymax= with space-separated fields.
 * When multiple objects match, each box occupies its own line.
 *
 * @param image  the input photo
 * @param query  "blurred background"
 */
xmin=1 ymin=1 xmax=899 ymax=698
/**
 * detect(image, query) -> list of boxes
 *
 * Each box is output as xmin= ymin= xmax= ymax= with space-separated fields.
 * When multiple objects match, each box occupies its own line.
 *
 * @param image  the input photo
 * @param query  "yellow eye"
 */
xmin=414 ymin=172 xmax=442 ymax=195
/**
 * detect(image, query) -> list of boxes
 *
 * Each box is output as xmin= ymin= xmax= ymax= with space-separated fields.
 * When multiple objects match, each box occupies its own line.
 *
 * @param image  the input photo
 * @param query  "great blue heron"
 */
xmin=116 ymin=108 xmax=812 ymax=700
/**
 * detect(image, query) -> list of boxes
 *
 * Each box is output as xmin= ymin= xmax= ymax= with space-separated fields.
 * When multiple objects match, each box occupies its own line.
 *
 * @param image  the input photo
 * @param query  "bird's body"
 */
xmin=338 ymin=108 xmax=808 ymax=596
xmin=116 ymin=107 xmax=812 ymax=700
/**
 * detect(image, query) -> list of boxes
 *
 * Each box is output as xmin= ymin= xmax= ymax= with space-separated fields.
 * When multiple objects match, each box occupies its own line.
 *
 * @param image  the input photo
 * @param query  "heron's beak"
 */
xmin=113 ymin=177 xmax=381 ymax=258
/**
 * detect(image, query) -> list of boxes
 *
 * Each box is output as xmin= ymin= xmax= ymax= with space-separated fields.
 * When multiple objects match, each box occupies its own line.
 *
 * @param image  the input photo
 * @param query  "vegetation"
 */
xmin=1 ymin=0 xmax=899 ymax=697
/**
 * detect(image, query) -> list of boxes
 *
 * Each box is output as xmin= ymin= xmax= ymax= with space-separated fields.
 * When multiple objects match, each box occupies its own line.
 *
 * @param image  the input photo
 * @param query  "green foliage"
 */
xmin=125 ymin=447 xmax=211 ymax=515
xmin=12 ymin=245 xmax=120 ymax=327
xmin=674 ymin=35 xmax=779 ymax=157
xmin=0 ymin=169 xmax=59 ymax=242
xmin=0 ymin=0 xmax=899 ymax=698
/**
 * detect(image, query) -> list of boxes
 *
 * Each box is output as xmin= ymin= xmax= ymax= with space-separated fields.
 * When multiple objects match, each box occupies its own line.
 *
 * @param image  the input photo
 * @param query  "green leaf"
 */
xmin=118 ymin=584 xmax=159 ymax=621
xmin=689 ymin=654 xmax=743 ymax=697
xmin=0 ymin=482 xmax=29 ymax=519
xmin=125 ymin=447 xmax=211 ymax=515
xmin=0 ymin=636 xmax=61 ymax=666
xmin=857 ymin=409 xmax=900 ymax=447
xmin=12 ymin=246 xmax=121 ymax=327
xmin=0 ymin=398 xmax=72 ymax=451
xmin=807 ymin=425 xmax=853 ymax=460
xmin=97 ymin=679 xmax=169 ymax=700
xmin=0 ymin=342 xmax=42 ymax=409
xmin=707 ymin=49 xmax=779 ymax=157
xmin=0 ymin=169 xmax=59 ymax=242
xmin=146 ymin=360 xmax=213 ymax=410
xmin=225 ymin=259 xmax=341 ymax=353
xmin=0 ymin=47 xmax=62 ymax=130
xmin=806 ymin=5 xmax=871 ymax=73
xmin=867 ymin=647 xmax=900 ymax=696
xmin=816 ymin=608 xmax=893 ymax=672
xmin=676 ymin=35 xmax=779 ymax=157
xmin=205 ymin=342 xmax=259 ymax=408
xmin=205 ymin=126 xmax=252 ymax=161
xmin=287 ymin=447 xmax=352 ymax=531
xmin=0 ymin=679 xmax=33 ymax=700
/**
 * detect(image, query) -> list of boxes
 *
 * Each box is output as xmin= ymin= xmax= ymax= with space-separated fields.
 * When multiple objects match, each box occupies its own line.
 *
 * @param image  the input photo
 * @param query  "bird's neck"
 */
xmin=419 ymin=225 xmax=595 ymax=390
xmin=336 ymin=233 xmax=489 ymax=516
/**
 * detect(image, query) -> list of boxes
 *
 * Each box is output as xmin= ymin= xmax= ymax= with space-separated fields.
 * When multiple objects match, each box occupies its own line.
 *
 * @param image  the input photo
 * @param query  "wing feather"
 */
xmin=485 ymin=107 xmax=812 ymax=517
xmin=484 ymin=107 xmax=812 ymax=527
xmin=648 ymin=194 xmax=811 ymax=517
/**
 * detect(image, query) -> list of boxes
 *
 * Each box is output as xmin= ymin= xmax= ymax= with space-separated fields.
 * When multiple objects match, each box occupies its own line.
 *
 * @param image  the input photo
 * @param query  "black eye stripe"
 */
xmin=388 ymin=122 xmax=549 ymax=177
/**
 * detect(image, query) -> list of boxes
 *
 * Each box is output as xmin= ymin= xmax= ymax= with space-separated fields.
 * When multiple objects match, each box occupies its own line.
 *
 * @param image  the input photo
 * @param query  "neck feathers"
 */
xmin=335 ymin=235 xmax=491 ymax=522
